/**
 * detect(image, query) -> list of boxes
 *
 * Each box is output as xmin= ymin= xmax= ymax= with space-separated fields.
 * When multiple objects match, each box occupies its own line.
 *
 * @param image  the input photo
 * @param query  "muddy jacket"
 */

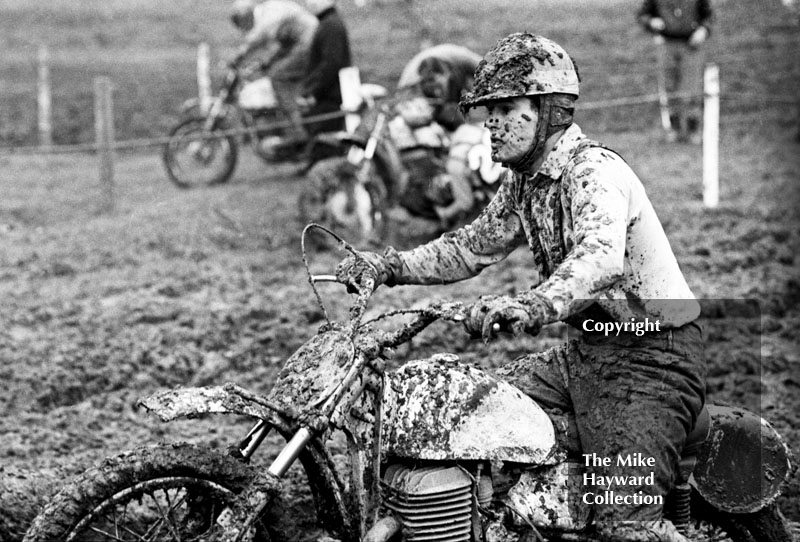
xmin=638 ymin=0 xmax=713 ymax=40
xmin=385 ymin=124 xmax=701 ymax=328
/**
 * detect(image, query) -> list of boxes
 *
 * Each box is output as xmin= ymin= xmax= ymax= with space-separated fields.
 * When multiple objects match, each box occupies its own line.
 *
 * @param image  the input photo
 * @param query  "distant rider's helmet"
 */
xmin=230 ymin=0 xmax=256 ymax=32
xmin=460 ymin=33 xmax=581 ymax=171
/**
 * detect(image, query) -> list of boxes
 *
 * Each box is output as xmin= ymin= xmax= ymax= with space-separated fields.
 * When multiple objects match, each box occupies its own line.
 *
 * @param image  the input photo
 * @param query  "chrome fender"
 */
xmin=137 ymin=385 xmax=278 ymax=423
xmin=382 ymin=354 xmax=559 ymax=464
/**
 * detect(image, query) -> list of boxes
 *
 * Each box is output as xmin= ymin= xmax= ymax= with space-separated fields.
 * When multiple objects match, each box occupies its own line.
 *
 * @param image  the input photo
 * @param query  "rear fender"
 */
xmin=382 ymin=355 xmax=560 ymax=464
xmin=692 ymin=404 xmax=795 ymax=514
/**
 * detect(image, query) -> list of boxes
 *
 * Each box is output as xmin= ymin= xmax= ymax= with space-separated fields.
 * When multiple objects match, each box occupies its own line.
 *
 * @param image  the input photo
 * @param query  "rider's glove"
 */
xmin=688 ymin=26 xmax=709 ymax=48
xmin=465 ymin=294 xmax=549 ymax=342
xmin=335 ymin=250 xmax=396 ymax=294
xmin=296 ymin=95 xmax=316 ymax=112
xmin=647 ymin=17 xmax=666 ymax=33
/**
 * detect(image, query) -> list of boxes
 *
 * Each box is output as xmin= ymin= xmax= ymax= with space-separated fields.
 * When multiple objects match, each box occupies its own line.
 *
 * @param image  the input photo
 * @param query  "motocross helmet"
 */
xmin=460 ymin=33 xmax=581 ymax=171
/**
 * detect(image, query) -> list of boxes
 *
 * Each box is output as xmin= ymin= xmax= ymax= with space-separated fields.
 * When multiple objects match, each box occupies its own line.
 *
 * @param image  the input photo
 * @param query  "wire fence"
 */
xmin=0 ymin=89 xmax=795 ymax=157
xmin=0 ymin=34 xmax=797 ymax=157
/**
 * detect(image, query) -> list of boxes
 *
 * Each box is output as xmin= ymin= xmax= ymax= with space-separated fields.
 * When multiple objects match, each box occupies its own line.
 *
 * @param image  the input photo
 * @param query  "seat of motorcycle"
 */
xmin=682 ymin=404 xmax=710 ymax=458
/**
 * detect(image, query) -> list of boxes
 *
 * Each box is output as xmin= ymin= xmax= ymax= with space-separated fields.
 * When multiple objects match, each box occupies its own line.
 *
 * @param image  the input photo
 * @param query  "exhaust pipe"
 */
xmin=363 ymin=516 xmax=402 ymax=542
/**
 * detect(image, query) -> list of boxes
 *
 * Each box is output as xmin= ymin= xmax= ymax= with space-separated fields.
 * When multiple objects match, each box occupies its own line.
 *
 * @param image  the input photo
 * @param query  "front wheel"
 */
xmin=162 ymin=117 xmax=239 ymax=188
xmin=23 ymin=443 xmax=295 ymax=542
xmin=298 ymin=156 xmax=387 ymax=248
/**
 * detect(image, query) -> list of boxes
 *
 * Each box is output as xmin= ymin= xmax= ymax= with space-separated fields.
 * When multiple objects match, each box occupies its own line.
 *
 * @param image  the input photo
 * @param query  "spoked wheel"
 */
xmin=162 ymin=117 xmax=238 ymax=188
xmin=23 ymin=444 xmax=295 ymax=542
xmin=69 ymin=477 xmax=234 ymax=541
xmin=298 ymin=156 xmax=387 ymax=249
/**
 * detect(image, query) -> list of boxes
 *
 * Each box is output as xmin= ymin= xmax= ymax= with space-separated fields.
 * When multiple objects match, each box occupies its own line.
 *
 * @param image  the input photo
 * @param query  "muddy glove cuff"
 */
xmin=465 ymin=294 xmax=550 ymax=342
xmin=380 ymin=246 xmax=404 ymax=287
xmin=336 ymin=250 xmax=397 ymax=293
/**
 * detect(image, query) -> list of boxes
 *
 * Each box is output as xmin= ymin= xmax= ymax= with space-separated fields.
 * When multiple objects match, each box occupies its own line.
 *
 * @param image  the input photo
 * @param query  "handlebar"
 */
xmin=302 ymin=225 xmax=526 ymax=352
xmin=312 ymin=267 xmax=469 ymax=348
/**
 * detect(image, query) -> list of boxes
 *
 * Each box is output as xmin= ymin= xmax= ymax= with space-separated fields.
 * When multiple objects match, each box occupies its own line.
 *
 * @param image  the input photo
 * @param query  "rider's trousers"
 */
xmin=496 ymin=322 xmax=705 ymax=540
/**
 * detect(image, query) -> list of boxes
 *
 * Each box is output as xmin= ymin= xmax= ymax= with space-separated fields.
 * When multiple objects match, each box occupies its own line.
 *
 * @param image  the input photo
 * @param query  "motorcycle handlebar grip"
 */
xmin=311 ymin=274 xmax=338 ymax=283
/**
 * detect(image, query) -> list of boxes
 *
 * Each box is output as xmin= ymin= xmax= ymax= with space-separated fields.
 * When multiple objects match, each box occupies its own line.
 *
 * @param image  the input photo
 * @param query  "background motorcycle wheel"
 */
xmin=162 ymin=117 xmax=239 ymax=188
xmin=23 ymin=443 xmax=296 ymax=542
xmin=298 ymin=156 xmax=388 ymax=248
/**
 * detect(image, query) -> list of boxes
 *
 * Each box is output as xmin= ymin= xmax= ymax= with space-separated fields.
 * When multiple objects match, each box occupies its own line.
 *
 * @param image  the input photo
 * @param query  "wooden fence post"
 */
xmin=94 ymin=76 xmax=115 ymax=213
xmin=197 ymin=42 xmax=212 ymax=115
xmin=653 ymin=36 xmax=673 ymax=132
xmin=703 ymin=63 xmax=720 ymax=209
xmin=37 ymin=44 xmax=53 ymax=147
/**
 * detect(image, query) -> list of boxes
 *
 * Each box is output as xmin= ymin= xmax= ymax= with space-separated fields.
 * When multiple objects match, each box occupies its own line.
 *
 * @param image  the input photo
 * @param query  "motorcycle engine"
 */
xmin=381 ymin=464 xmax=492 ymax=542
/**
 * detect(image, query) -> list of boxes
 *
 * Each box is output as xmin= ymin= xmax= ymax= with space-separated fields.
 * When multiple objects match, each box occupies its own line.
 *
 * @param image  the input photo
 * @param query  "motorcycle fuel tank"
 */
xmin=382 ymin=354 xmax=559 ymax=464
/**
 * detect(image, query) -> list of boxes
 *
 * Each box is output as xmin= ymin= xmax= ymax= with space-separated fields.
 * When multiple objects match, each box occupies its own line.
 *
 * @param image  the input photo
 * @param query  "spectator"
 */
xmin=299 ymin=0 xmax=352 ymax=134
xmin=638 ymin=0 xmax=713 ymax=143
xmin=397 ymin=44 xmax=483 ymax=131
xmin=393 ymin=44 xmax=501 ymax=230
xmin=230 ymin=0 xmax=318 ymax=143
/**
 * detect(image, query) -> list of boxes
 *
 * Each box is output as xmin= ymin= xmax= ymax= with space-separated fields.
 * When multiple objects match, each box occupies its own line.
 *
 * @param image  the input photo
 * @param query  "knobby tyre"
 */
xmin=23 ymin=443 xmax=296 ymax=542
xmin=162 ymin=117 xmax=239 ymax=188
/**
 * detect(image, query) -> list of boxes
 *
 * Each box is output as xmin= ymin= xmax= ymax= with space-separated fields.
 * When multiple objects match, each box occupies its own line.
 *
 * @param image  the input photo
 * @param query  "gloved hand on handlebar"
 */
xmin=335 ymin=250 xmax=396 ymax=294
xmin=465 ymin=294 xmax=549 ymax=342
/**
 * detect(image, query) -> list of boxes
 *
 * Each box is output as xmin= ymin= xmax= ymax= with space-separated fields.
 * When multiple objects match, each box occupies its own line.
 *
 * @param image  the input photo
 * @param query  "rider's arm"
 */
xmin=517 ymin=149 xmax=633 ymax=323
xmin=386 ymin=173 xmax=525 ymax=285
xmin=237 ymin=6 xmax=284 ymax=67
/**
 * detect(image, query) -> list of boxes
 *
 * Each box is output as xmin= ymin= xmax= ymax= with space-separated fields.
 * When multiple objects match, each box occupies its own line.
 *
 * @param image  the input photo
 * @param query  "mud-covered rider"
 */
xmin=230 ymin=0 xmax=318 ymax=143
xmin=336 ymin=33 xmax=706 ymax=542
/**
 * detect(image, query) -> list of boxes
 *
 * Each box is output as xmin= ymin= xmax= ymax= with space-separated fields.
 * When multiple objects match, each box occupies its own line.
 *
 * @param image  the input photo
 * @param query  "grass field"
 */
xmin=0 ymin=0 xmax=798 ymax=539
xmin=0 ymin=0 xmax=797 ymax=143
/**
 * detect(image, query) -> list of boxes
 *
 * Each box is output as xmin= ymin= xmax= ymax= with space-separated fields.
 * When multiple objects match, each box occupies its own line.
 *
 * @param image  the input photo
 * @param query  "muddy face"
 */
xmin=483 ymin=96 xmax=538 ymax=165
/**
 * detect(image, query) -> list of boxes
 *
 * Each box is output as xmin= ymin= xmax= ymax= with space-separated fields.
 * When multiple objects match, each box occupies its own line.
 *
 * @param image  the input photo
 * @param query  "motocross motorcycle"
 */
xmin=161 ymin=62 xmax=364 ymax=189
xmin=24 ymin=225 xmax=795 ymax=542
xmin=297 ymin=98 xmax=503 ymax=248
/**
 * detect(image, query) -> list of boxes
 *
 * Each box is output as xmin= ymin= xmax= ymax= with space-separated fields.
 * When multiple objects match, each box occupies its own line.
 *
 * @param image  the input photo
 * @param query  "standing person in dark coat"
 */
xmin=299 ymin=0 xmax=352 ymax=134
xmin=638 ymin=0 xmax=713 ymax=144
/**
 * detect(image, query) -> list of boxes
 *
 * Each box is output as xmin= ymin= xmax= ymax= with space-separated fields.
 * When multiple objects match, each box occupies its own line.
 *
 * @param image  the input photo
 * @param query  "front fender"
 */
xmin=138 ymin=385 xmax=358 ymax=540
xmin=137 ymin=385 xmax=280 ymax=423
xmin=382 ymin=355 xmax=560 ymax=464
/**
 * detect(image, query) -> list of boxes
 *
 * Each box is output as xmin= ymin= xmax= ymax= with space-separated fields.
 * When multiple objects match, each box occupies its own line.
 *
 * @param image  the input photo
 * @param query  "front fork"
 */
xmin=214 ymin=422 xmax=315 ymax=542
xmin=203 ymin=93 xmax=230 ymax=132
xmin=343 ymin=110 xmax=389 ymax=228
xmin=218 ymin=360 xmax=381 ymax=541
